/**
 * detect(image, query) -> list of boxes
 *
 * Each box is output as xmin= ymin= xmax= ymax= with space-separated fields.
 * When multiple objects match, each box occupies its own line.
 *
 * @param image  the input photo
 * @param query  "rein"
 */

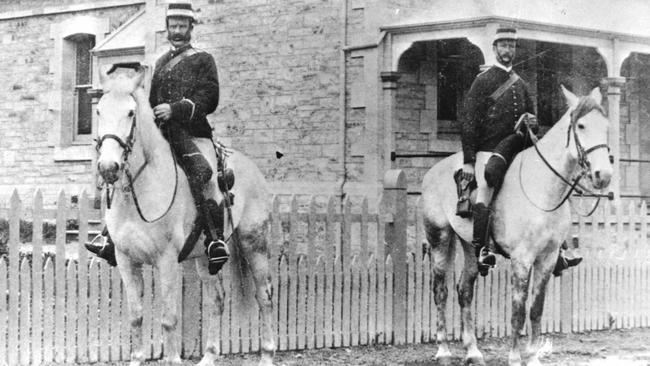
xmin=96 ymin=106 xmax=179 ymax=223
xmin=518 ymin=98 xmax=608 ymax=215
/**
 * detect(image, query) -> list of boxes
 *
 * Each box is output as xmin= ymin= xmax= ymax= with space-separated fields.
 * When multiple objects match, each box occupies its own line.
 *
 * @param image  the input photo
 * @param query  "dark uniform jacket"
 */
xmin=461 ymin=65 xmax=535 ymax=164
xmin=149 ymin=44 xmax=219 ymax=139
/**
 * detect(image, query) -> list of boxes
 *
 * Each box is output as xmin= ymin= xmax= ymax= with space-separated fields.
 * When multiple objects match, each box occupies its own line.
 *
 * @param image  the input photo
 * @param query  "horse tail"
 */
xmin=228 ymin=228 xmax=257 ymax=313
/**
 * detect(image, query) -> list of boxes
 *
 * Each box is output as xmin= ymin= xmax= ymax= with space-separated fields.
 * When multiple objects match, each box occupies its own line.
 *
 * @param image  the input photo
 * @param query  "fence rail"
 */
xmin=1 ymin=169 xmax=650 ymax=364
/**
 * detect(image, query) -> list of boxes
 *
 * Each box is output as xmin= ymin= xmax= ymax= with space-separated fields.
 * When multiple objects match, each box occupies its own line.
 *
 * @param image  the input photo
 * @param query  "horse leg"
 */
xmin=196 ymin=256 xmax=226 ymax=366
xmin=116 ymin=254 xmax=146 ymax=366
xmin=428 ymin=224 xmax=455 ymax=365
xmin=525 ymin=250 xmax=557 ymax=366
xmin=157 ymin=254 xmax=183 ymax=364
xmin=458 ymin=238 xmax=485 ymax=365
xmin=239 ymin=226 xmax=275 ymax=366
xmin=509 ymin=259 xmax=532 ymax=366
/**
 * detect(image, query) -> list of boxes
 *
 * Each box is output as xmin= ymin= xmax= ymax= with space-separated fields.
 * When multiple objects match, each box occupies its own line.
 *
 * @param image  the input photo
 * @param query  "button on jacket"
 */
xmin=149 ymin=44 xmax=219 ymax=138
xmin=461 ymin=66 xmax=536 ymax=164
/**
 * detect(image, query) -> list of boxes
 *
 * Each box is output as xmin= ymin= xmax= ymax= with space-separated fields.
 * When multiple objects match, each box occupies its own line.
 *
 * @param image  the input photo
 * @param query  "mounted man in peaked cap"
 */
xmin=458 ymin=27 xmax=582 ymax=276
xmin=86 ymin=0 xmax=230 ymax=275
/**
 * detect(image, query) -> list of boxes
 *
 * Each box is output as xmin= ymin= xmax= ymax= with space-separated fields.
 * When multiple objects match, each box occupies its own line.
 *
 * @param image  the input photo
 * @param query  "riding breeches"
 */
xmin=165 ymin=124 xmax=212 ymax=202
xmin=474 ymin=151 xmax=495 ymax=205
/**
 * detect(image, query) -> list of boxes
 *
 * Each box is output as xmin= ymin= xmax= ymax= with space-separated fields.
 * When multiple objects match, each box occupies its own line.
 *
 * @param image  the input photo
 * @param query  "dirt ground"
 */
xmin=57 ymin=327 xmax=650 ymax=365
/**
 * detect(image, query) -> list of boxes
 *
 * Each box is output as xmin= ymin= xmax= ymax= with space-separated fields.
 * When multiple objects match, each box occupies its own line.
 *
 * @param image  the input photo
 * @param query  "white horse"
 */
xmin=421 ymin=86 xmax=612 ymax=366
xmin=95 ymin=66 xmax=275 ymax=366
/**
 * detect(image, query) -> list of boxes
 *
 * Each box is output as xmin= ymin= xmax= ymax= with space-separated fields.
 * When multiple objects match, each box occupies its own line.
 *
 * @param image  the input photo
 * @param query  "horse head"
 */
xmin=561 ymin=85 xmax=613 ymax=190
xmin=95 ymin=65 xmax=146 ymax=185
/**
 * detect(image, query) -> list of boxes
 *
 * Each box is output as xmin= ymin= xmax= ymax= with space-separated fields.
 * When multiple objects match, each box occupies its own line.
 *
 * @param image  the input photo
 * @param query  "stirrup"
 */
xmin=84 ymin=233 xmax=107 ymax=254
xmin=206 ymin=239 xmax=229 ymax=275
xmin=553 ymin=253 xmax=583 ymax=277
xmin=84 ymin=233 xmax=117 ymax=267
xmin=477 ymin=246 xmax=496 ymax=274
xmin=478 ymin=247 xmax=496 ymax=266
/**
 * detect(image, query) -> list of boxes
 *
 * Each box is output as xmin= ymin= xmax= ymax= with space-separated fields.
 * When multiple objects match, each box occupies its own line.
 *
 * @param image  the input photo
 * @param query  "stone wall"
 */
xmin=0 ymin=3 xmax=143 ymax=205
xmin=184 ymin=0 xmax=343 ymax=187
xmin=0 ymin=0 xmax=344 ymax=205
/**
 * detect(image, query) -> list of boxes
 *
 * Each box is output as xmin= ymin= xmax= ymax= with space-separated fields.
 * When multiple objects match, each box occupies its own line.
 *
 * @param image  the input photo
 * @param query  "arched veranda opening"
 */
xmin=392 ymin=38 xmax=607 ymax=192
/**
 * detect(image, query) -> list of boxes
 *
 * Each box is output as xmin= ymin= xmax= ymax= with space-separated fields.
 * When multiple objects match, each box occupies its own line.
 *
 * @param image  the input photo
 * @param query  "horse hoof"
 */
xmin=197 ymin=357 xmax=216 ymax=366
xmin=162 ymin=355 xmax=182 ymax=364
xmin=465 ymin=356 xmax=486 ymax=366
xmin=258 ymin=353 xmax=274 ymax=366
xmin=436 ymin=356 xmax=454 ymax=366
xmin=197 ymin=352 xmax=220 ymax=366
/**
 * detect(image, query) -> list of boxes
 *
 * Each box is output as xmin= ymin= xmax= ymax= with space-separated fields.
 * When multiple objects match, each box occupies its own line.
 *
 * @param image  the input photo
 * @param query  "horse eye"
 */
xmin=577 ymin=123 xmax=585 ymax=130
xmin=96 ymin=110 xmax=100 ymax=116
xmin=128 ymin=110 xmax=135 ymax=117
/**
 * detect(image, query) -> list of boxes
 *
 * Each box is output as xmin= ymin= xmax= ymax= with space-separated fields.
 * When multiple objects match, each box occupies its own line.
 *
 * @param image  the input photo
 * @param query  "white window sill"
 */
xmin=53 ymin=144 xmax=94 ymax=162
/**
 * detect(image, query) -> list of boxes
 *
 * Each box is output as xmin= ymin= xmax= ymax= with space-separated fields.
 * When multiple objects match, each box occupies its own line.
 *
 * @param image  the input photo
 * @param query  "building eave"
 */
xmin=93 ymin=8 xmax=145 ymax=53
xmin=380 ymin=16 xmax=650 ymax=46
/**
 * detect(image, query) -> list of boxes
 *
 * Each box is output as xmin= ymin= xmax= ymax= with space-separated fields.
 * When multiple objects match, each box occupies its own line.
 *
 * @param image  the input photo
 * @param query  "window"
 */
xmin=435 ymin=39 xmax=482 ymax=135
xmin=70 ymin=34 xmax=95 ymax=141
xmin=50 ymin=15 xmax=108 ymax=161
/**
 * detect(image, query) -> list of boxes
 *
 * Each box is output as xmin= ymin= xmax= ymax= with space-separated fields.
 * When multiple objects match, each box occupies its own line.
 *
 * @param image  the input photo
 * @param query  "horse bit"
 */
xmin=95 ymin=109 xmax=179 ymax=223
xmin=520 ymin=97 xmax=611 ymax=215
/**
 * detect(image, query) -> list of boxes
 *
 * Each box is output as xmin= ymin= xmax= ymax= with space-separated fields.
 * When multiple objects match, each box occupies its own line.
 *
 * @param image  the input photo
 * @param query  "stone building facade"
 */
xmin=0 ymin=0 xmax=649 ymax=206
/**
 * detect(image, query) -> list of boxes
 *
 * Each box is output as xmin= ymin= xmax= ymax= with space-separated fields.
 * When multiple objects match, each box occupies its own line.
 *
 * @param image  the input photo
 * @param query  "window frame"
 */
xmin=49 ymin=16 xmax=108 ymax=161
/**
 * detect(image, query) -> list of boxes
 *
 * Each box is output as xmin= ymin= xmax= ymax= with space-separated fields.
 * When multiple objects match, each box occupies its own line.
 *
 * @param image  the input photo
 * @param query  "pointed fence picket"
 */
xmin=1 ymin=181 xmax=650 ymax=364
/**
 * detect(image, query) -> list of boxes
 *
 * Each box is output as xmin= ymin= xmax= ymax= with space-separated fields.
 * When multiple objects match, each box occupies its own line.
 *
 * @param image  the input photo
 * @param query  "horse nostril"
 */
xmin=98 ymin=160 xmax=121 ymax=184
xmin=595 ymin=171 xmax=601 ymax=180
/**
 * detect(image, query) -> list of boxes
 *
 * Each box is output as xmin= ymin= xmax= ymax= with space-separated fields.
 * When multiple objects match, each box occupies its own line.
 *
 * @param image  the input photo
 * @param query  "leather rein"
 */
xmin=518 ymin=97 xmax=609 ymax=216
xmin=95 ymin=108 xmax=179 ymax=223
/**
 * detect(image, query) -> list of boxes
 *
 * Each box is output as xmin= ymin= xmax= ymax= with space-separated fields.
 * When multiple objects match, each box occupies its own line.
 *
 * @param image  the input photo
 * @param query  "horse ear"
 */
xmin=589 ymin=86 xmax=603 ymax=105
xmin=132 ymin=66 xmax=145 ymax=89
xmin=99 ymin=65 xmax=112 ymax=92
xmin=561 ymin=85 xmax=578 ymax=108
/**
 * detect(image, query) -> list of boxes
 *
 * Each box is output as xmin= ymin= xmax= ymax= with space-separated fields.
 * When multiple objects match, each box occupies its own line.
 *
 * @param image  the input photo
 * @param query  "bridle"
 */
xmin=519 ymin=97 xmax=610 ymax=215
xmin=96 ymin=111 xmax=137 ymax=168
xmin=567 ymin=98 xmax=609 ymax=172
xmin=95 ymin=102 xmax=179 ymax=223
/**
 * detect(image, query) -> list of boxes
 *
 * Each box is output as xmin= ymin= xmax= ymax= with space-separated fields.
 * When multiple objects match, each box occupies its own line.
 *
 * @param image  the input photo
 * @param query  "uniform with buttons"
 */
xmin=461 ymin=66 xmax=535 ymax=164
xmin=149 ymin=44 xmax=219 ymax=139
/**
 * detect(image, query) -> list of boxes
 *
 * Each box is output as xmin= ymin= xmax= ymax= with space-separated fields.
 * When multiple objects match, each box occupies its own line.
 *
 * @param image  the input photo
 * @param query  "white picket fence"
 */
xmin=1 ymin=170 xmax=649 ymax=365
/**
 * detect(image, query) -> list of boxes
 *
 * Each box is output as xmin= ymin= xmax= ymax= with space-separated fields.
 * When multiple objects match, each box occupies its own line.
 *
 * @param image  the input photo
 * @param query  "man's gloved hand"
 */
xmin=527 ymin=113 xmax=539 ymax=135
xmin=153 ymin=103 xmax=172 ymax=122
xmin=460 ymin=163 xmax=475 ymax=181
xmin=515 ymin=112 xmax=539 ymax=136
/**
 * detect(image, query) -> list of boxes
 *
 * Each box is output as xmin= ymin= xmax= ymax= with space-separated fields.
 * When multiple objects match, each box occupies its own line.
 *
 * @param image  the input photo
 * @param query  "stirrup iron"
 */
xmin=206 ymin=239 xmax=229 ymax=275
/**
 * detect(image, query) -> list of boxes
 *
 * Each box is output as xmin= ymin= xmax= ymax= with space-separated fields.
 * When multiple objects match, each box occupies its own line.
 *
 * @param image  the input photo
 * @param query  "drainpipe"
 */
xmin=338 ymin=0 xmax=348 ymax=200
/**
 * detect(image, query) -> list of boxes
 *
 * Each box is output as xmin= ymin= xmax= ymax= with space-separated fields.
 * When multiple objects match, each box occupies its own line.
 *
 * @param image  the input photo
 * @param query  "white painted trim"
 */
xmin=380 ymin=16 xmax=650 ymax=75
xmin=0 ymin=0 xmax=144 ymax=20
xmin=381 ymin=16 xmax=650 ymax=45
xmin=93 ymin=9 xmax=145 ymax=52
xmin=53 ymin=144 xmax=94 ymax=162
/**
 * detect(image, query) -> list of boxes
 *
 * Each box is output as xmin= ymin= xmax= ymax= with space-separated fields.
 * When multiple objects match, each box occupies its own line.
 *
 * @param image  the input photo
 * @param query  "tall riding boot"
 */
xmin=472 ymin=202 xmax=496 ymax=276
xmin=552 ymin=240 xmax=583 ymax=277
xmin=201 ymin=198 xmax=230 ymax=275
xmin=84 ymin=226 xmax=118 ymax=266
